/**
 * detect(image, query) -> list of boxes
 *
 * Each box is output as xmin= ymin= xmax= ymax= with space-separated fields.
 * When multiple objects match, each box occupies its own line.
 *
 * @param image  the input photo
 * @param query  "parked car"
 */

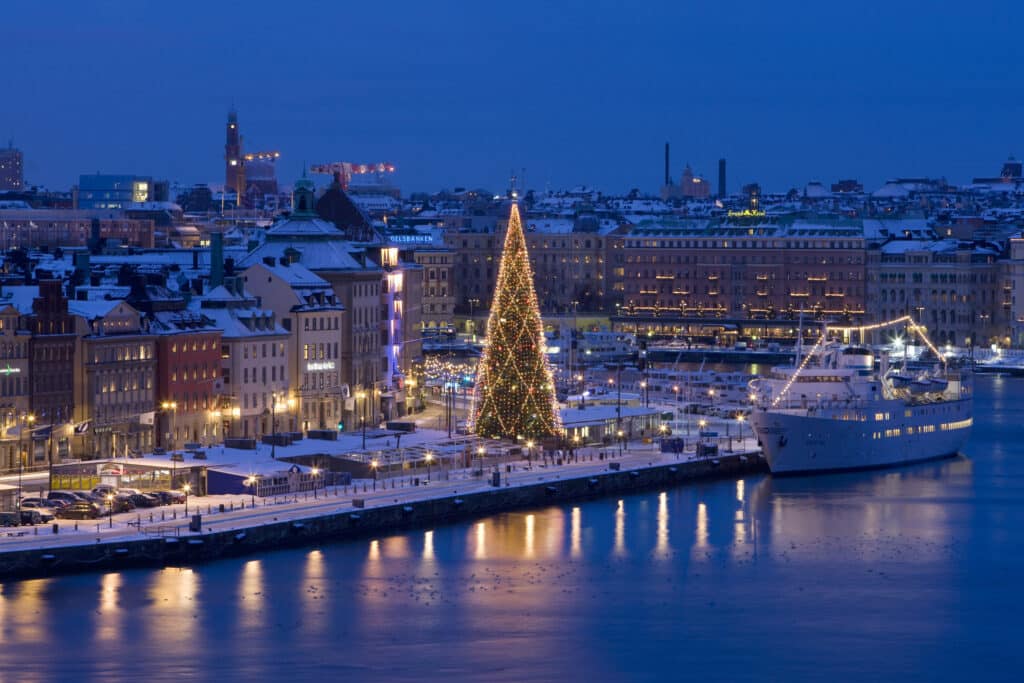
xmin=128 ymin=493 xmax=160 ymax=508
xmin=48 ymin=491 xmax=80 ymax=506
xmin=22 ymin=497 xmax=64 ymax=510
xmin=0 ymin=511 xmax=20 ymax=527
xmin=18 ymin=509 xmax=43 ymax=525
xmin=91 ymin=484 xmax=118 ymax=498
xmin=152 ymin=490 xmax=186 ymax=505
xmin=98 ymin=496 xmax=136 ymax=514
xmin=55 ymin=501 xmax=101 ymax=520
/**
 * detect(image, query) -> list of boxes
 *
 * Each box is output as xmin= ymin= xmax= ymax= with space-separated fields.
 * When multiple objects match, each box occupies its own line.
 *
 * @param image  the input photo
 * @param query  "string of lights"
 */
xmin=771 ymin=315 xmax=946 ymax=408
xmin=770 ymin=333 xmax=828 ymax=408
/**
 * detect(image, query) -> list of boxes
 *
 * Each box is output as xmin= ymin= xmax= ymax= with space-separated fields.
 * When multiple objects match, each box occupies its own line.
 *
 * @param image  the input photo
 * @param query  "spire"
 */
xmin=471 ymin=203 xmax=562 ymax=441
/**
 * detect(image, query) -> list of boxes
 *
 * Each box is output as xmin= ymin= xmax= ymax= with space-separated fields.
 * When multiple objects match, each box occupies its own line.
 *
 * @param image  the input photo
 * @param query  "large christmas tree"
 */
xmin=472 ymin=203 xmax=562 ymax=441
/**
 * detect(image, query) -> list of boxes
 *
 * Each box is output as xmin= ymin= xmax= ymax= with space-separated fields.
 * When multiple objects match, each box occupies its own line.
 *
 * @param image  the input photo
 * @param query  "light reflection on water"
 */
xmin=0 ymin=376 xmax=1022 ymax=682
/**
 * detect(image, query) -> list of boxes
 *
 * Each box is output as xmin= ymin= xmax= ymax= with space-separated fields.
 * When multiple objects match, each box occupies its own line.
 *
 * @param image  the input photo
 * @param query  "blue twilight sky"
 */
xmin=3 ymin=0 xmax=1023 ymax=195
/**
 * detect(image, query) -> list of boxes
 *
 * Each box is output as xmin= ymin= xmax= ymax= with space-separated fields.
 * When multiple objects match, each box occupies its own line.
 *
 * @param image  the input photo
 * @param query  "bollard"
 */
xmin=162 ymin=511 xmax=166 ymax=521
xmin=74 ymin=522 xmax=78 ymax=531
xmin=149 ymin=513 xmax=153 ymax=522
xmin=34 ymin=527 xmax=38 ymax=535
xmin=52 ymin=523 xmax=59 ymax=534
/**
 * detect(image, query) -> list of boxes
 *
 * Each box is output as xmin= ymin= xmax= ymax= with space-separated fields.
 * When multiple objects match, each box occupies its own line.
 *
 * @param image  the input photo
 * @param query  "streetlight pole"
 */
xmin=107 ymin=494 xmax=114 ymax=527
xmin=371 ymin=459 xmax=378 ymax=490
xmin=476 ymin=446 xmax=485 ymax=476
xmin=161 ymin=401 xmax=177 ymax=451
xmin=357 ymin=390 xmax=367 ymax=449
xmin=247 ymin=475 xmax=256 ymax=507
xmin=18 ymin=413 xmax=34 ymax=511
xmin=183 ymin=483 xmax=191 ymax=516
xmin=311 ymin=467 xmax=319 ymax=499
xmin=425 ymin=451 xmax=433 ymax=481
xmin=270 ymin=393 xmax=278 ymax=459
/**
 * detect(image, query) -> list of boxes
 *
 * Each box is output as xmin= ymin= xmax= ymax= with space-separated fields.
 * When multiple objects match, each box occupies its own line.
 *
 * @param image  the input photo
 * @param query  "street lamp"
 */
xmin=311 ymin=467 xmax=320 ymax=499
xmin=18 ymin=413 xmax=35 ymax=511
xmin=736 ymin=414 xmax=745 ymax=449
xmin=424 ymin=451 xmax=433 ymax=481
xmin=106 ymin=493 xmax=114 ymax=527
xmin=640 ymin=380 xmax=648 ymax=408
xmin=371 ymin=458 xmax=379 ymax=490
xmin=476 ymin=446 xmax=485 ymax=475
xmin=270 ymin=393 xmax=279 ymax=459
xmin=246 ymin=475 xmax=256 ymax=507
xmin=357 ymin=391 xmax=368 ymax=449
xmin=183 ymin=483 xmax=191 ymax=516
xmin=617 ymin=429 xmax=624 ymax=456
xmin=161 ymin=400 xmax=178 ymax=451
xmin=526 ymin=440 xmax=534 ymax=467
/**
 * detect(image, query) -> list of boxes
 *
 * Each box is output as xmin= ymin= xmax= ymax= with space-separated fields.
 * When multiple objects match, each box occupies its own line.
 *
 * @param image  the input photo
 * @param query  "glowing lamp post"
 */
xmin=617 ymin=429 xmax=624 ymax=457
xmin=425 ymin=451 xmax=433 ymax=482
xmin=106 ymin=494 xmax=114 ymax=527
xmin=246 ymin=475 xmax=256 ymax=507
xmin=183 ymin=483 xmax=191 ymax=516
xmin=526 ymin=440 xmax=534 ymax=468
xmin=311 ymin=467 xmax=320 ymax=499
xmin=161 ymin=400 xmax=178 ymax=451
xmin=357 ymin=391 xmax=368 ymax=450
xmin=371 ymin=459 xmax=379 ymax=490
xmin=476 ymin=446 xmax=485 ymax=475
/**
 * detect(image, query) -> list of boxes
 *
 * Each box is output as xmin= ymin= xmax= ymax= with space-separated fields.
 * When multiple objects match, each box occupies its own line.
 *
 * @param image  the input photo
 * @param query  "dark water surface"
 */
xmin=2 ymin=376 xmax=1023 ymax=682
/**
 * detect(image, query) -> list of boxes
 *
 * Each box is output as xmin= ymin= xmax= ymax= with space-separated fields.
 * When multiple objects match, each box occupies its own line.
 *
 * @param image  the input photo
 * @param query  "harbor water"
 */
xmin=1 ymin=374 xmax=1022 ymax=682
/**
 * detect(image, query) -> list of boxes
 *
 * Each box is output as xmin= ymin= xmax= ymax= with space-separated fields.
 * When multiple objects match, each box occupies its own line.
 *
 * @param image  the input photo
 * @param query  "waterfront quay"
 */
xmin=0 ymin=438 xmax=764 ymax=580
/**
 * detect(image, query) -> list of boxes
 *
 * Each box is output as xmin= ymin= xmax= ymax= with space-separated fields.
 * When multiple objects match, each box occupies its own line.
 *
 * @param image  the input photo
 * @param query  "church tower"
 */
xmin=225 ymin=109 xmax=244 ymax=199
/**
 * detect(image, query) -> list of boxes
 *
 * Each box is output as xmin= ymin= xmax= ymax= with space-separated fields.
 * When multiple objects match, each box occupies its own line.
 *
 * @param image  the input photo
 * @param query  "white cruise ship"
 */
xmin=748 ymin=328 xmax=972 ymax=475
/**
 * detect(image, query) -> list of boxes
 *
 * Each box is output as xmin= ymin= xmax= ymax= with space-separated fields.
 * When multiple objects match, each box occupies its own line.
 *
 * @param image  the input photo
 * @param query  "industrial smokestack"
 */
xmin=664 ymin=143 xmax=670 ymax=187
xmin=718 ymin=158 xmax=727 ymax=198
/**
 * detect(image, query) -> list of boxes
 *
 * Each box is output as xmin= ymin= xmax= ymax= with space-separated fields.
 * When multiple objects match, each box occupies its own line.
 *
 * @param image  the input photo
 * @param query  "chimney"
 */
xmin=664 ymin=143 xmax=670 ymax=187
xmin=718 ymin=159 xmax=727 ymax=198
xmin=263 ymin=256 xmax=275 ymax=267
xmin=210 ymin=231 xmax=224 ymax=288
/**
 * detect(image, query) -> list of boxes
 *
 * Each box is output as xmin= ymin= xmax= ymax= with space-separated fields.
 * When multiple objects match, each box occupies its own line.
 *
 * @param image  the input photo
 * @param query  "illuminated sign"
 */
xmin=727 ymin=209 xmax=766 ymax=218
xmin=306 ymin=361 xmax=336 ymax=372
xmin=0 ymin=365 xmax=21 ymax=375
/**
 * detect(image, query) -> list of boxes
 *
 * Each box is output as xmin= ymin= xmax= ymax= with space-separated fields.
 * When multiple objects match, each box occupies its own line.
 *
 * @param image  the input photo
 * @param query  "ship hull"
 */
xmin=749 ymin=397 xmax=972 ymax=475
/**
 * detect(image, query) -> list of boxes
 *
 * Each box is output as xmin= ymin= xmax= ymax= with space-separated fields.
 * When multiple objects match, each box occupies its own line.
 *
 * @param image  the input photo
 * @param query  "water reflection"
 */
xmin=614 ymin=499 xmax=626 ymax=557
xmin=655 ymin=492 xmax=670 ymax=558
xmin=146 ymin=568 xmax=199 ymax=652
xmin=96 ymin=573 xmax=121 ymax=642
xmin=475 ymin=522 xmax=487 ymax=560
xmin=0 ymin=579 xmax=51 ymax=645
xmin=301 ymin=550 xmax=326 ymax=636
xmin=694 ymin=502 xmax=709 ymax=555
xmin=238 ymin=560 xmax=264 ymax=630
xmin=422 ymin=530 xmax=435 ymax=562
xmin=571 ymin=507 xmax=582 ymax=558
xmin=524 ymin=514 xmax=535 ymax=558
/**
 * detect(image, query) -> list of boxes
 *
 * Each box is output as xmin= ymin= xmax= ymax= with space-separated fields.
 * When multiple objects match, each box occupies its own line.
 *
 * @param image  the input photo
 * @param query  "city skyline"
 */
xmin=4 ymin=2 xmax=1023 ymax=194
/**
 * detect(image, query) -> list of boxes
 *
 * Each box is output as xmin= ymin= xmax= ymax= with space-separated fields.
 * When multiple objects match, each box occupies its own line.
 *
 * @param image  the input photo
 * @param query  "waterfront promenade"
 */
xmin=0 ymin=435 xmax=763 ymax=577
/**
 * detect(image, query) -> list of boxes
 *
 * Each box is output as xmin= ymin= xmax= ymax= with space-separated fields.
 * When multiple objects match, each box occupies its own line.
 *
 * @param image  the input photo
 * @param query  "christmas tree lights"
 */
xmin=471 ymin=203 xmax=562 ymax=441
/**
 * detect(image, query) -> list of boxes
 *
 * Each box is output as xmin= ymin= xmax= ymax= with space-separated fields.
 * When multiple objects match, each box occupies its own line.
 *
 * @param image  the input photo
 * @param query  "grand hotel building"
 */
xmin=610 ymin=217 xmax=868 ymax=340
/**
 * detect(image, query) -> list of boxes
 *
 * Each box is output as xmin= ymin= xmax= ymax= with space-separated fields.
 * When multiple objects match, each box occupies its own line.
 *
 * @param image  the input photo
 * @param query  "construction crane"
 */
xmin=309 ymin=161 xmax=396 ymax=190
